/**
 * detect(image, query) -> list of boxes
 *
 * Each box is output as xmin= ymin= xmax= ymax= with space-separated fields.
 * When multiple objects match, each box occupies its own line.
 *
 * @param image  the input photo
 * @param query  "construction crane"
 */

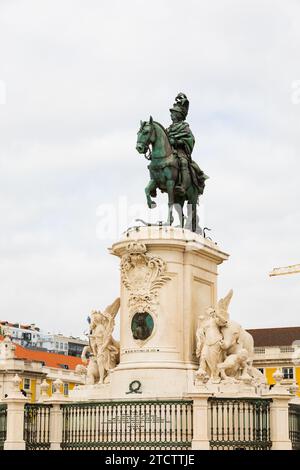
xmin=269 ymin=264 xmax=300 ymax=277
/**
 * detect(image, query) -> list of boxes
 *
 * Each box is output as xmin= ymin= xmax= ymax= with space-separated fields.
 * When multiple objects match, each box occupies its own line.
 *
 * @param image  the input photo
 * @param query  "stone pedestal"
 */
xmin=49 ymin=404 xmax=63 ymax=450
xmin=4 ymin=397 xmax=27 ymax=450
xmin=3 ymin=374 xmax=28 ymax=450
xmin=262 ymin=386 xmax=292 ymax=450
xmin=186 ymin=391 xmax=210 ymax=450
xmin=44 ymin=383 xmax=70 ymax=450
xmin=190 ymin=379 xmax=265 ymax=398
xmin=107 ymin=226 xmax=228 ymax=400
xmin=70 ymin=383 xmax=111 ymax=401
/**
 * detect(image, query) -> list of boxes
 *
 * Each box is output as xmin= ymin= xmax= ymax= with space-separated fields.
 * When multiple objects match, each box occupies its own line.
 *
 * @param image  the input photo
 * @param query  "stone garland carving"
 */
xmin=120 ymin=241 xmax=171 ymax=320
xmin=78 ymin=298 xmax=120 ymax=385
xmin=195 ymin=289 xmax=265 ymax=386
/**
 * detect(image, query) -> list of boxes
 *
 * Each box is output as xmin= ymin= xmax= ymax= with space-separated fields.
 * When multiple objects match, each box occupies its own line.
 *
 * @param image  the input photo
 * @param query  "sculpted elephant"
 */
xmin=195 ymin=289 xmax=262 ymax=384
xmin=220 ymin=320 xmax=254 ymax=366
xmin=219 ymin=322 xmax=267 ymax=384
xmin=211 ymin=289 xmax=254 ymax=366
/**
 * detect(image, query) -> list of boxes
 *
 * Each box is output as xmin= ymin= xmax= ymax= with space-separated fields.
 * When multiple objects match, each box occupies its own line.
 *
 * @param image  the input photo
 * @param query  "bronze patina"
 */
xmin=136 ymin=93 xmax=208 ymax=233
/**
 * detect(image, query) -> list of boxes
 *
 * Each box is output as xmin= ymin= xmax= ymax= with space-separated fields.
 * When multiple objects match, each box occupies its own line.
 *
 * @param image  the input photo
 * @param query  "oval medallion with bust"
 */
xmin=131 ymin=312 xmax=154 ymax=341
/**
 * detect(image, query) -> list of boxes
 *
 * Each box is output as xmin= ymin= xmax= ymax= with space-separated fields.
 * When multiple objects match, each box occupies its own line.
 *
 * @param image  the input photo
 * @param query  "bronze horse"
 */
xmin=136 ymin=116 xmax=208 ymax=232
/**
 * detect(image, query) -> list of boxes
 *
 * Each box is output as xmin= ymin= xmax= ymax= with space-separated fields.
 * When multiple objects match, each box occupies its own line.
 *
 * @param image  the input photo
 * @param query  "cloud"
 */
xmin=0 ymin=0 xmax=300 ymax=335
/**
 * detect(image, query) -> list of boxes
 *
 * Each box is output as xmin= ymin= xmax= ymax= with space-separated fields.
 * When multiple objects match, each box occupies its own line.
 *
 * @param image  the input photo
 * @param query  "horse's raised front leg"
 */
xmin=166 ymin=179 xmax=175 ymax=226
xmin=145 ymin=179 xmax=157 ymax=209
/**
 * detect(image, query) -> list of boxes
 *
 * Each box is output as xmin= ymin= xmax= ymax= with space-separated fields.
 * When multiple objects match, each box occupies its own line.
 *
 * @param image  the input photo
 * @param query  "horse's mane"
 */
xmin=153 ymin=120 xmax=171 ymax=144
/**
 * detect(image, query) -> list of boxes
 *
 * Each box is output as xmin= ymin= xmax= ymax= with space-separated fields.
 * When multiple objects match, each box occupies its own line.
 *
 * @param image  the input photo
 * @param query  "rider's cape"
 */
xmin=190 ymin=161 xmax=209 ymax=195
xmin=167 ymin=121 xmax=209 ymax=195
xmin=167 ymin=121 xmax=195 ymax=155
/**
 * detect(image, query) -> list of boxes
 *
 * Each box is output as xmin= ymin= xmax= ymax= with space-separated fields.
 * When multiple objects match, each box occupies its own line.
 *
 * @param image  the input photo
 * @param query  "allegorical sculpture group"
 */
xmin=79 ymin=291 xmax=264 ymax=387
xmin=78 ymin=298 xmax=120 ymax=385
xmin=196 ymin=290 xmax=265 ymax=385
xmin=136 ymin=93 xmax=208 ymax=233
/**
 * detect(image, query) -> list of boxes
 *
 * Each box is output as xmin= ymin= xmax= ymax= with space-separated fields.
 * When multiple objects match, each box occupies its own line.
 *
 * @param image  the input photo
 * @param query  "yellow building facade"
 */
xmin=249 ymin=327 xmax=300 ymax=397
xmin=0 ymin=335 xmax=84 ymax=402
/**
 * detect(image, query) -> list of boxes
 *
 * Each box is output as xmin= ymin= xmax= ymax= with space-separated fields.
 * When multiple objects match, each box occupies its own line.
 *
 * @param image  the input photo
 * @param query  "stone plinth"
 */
xmin=70 ymin=383 xmax=111 ymax=401
xmin=106 ymin=226 xmax=228 ymax=399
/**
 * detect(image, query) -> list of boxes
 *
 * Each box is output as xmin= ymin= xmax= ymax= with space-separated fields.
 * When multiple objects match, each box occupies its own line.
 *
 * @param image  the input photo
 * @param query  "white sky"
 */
xmin=0 ymin=0 xmax=299 ymax=337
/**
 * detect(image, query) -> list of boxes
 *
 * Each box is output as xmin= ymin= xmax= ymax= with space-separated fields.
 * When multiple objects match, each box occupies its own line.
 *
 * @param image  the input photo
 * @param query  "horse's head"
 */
xmin=136 ymin=116 xmax=155 ymax=154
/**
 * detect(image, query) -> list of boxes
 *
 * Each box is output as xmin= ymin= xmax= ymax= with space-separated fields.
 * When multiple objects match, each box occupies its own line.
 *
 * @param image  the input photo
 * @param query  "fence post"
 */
xmin=44 ymin=379 xmax=69 ymax=450
xmin=49 ymin=404 xmax=63 ymax=450
xmin=269 ymin=395 xmax=292 ymax=450
xmin=187 ymin=392 xmax=210 ymax=450
xmin=263 ymin=369 xmax=292 ymax=450
xmin=3 ymin=375 xmax=27 ymax=450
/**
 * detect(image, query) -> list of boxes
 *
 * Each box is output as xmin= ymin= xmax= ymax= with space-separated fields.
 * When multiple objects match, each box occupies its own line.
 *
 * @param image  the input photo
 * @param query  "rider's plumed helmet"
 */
xmin=169 ymin=92 xmax=189 ymax=120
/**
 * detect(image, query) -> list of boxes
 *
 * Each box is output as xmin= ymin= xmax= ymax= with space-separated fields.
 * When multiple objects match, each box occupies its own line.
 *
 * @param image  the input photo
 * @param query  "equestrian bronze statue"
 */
xmin=136 ymin=93 xmax=208 ymax=233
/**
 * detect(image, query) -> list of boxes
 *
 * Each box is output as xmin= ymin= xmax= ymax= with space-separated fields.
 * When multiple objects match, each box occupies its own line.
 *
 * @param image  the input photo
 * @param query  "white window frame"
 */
xmin=23 ymin=378 xmax=31 ymax=390
xmin=282 ymin=366 xmax=294 ymax=380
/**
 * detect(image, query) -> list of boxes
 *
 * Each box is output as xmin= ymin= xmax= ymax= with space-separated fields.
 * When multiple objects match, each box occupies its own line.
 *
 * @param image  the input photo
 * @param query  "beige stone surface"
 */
xmin=71 ymin=227 xmax=228 ymax=401
xmin=107 ymin=226 xmax=229 ymax=399
xmin=3 ymin=376 xmax=27 ymax=450
xmin=70 ymin=383 xmax=111 ymax=401
xmin=185 ymin=391 xmax=211 ymax=449
xmin=268 ymin=395 xmax=293 ymax=450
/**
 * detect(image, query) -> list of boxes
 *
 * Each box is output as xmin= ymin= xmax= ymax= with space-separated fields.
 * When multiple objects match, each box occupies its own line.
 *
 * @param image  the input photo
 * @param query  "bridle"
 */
xmin=144 ymin=148 xmax=152 ymax=161
xmin=139 ymin=121 xmax=156 ymax=161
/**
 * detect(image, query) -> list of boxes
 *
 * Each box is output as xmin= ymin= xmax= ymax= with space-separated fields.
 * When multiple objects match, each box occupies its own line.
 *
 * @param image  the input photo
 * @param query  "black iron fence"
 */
xmin=289 ymin=403 xmax=300 ymax=450
xmin=12 ymin=396 xmax=298 ymax=451
xmin=208 ymin=397 xmax=272 ymax=450
xmin=61 ymin=400 xmax=193 ymax=450
xmin=24 ymin=403 xmax=52 ymax=450
xmin=0 ymin=404 xmax=7 ymax=451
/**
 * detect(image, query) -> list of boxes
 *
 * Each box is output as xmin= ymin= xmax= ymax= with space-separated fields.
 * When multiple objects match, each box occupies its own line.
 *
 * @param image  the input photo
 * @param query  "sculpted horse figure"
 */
xmin=136 ymin=117 xmax=207 ymax=232
xmin=195 ymin=290 xmax=264 ymax=385
xmin=214 ymin=290 xmax=254 ymax=366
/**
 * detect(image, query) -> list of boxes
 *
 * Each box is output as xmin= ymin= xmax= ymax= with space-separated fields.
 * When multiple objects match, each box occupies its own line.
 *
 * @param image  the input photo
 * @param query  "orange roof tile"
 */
xmin=0 ymin=336 xmax=83 ymax=370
